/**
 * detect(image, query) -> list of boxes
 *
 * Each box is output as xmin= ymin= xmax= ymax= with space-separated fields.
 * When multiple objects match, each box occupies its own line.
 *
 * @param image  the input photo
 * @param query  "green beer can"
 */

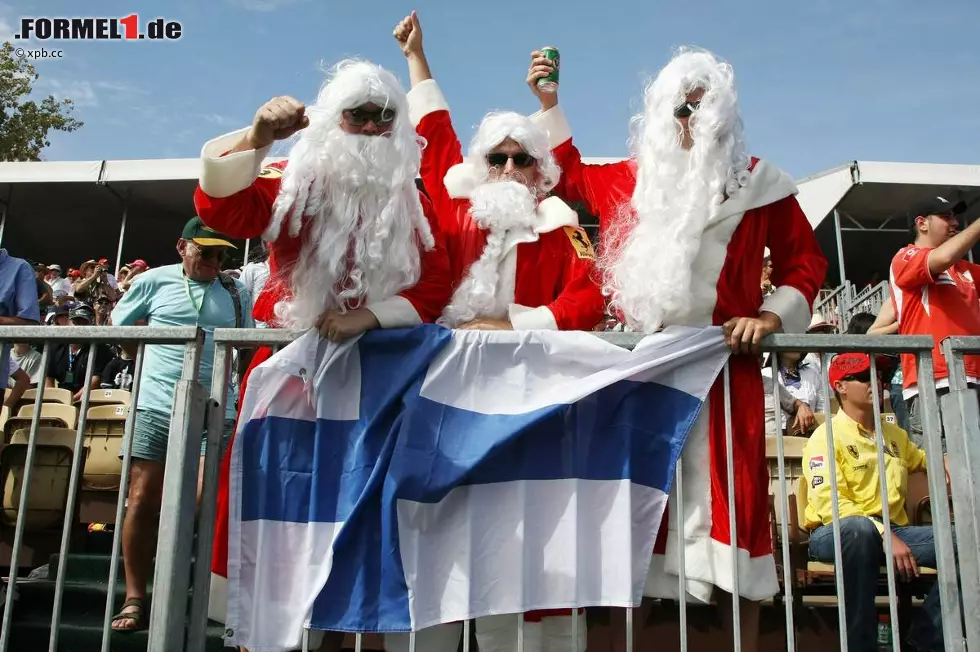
xmin=537 ymin=46 xmax=560 ymax=93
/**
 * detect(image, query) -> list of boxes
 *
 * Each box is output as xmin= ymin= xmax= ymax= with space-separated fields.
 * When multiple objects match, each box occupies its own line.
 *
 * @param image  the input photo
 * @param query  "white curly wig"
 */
xmin=601 ymin=47 xmax=751 ymax=332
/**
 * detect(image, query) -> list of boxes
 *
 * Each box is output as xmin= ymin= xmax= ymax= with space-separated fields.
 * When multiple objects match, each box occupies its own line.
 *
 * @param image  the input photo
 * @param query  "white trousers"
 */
xmin=475 ymin=614 xmax=586 ymax=652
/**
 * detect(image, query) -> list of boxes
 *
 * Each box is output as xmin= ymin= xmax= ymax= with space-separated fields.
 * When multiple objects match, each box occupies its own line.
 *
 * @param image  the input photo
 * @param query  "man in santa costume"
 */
xmin=527 ymin=48 xmax=827 ymax=650
xmin=194 ymin=58 xmax=455 ymax=652
xmin=392 ymin=13 xmax=604 ymax=651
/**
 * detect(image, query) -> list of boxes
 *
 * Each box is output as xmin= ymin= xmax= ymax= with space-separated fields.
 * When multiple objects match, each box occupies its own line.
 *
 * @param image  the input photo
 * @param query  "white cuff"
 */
xmin=199 ymin=127 xmax=273 ymax=198
xmin=509 ymin=304 xmax=559 ymax=330
xmin=407 ymin=79 xmax=450 ymax=127
xmin=529 ymin=105 xmax=572 ymax=150
xmin=366 ymin=295 xmax=422 ymax=329
xmin=761 ymin=285 xmax=811 ymax=334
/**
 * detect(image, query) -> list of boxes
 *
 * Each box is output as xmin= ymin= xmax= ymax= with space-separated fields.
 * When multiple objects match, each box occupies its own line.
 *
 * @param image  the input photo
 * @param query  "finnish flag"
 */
xmin=226 ymin=325 xmax=728 ymax=651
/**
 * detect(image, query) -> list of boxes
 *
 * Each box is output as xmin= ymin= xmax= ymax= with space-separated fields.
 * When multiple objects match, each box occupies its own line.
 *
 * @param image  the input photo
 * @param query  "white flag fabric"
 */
xmin=225 ymin=325 xmax=729 ymax=651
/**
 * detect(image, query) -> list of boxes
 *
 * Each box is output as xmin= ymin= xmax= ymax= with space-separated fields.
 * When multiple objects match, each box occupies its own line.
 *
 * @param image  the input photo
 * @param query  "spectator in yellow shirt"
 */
xmin=803 ymin=353 xmax=951 ymax=652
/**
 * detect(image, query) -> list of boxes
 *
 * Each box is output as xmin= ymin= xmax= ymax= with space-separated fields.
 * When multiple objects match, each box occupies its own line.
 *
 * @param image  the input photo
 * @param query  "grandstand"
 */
xmin=2 ymin=156 xmax=979 ymax=297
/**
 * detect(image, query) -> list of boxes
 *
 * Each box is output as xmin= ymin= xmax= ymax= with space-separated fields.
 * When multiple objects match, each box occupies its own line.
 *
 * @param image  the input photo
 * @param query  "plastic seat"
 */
xmin=82 ymin=404 xmax=130 ymax=491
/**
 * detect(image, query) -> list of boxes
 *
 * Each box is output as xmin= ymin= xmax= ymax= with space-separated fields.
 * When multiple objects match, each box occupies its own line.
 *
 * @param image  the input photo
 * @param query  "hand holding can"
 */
xmin=536 ymin=46 xmax=559 ymax=93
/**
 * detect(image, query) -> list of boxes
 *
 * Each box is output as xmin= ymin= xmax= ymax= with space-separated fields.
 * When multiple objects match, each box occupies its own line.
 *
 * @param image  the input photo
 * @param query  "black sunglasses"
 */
xmin=673 ymin=101 xmax=701 ymax=118
xmin=189 ymin=242 xmax=228 ymax=262
xmin=342 ymin=106 xmax=396 ymax=126
xmin=486 ymin=152 xmax=537 ymax=168
xmin=843 ymin=371 xmax=873 ymax=384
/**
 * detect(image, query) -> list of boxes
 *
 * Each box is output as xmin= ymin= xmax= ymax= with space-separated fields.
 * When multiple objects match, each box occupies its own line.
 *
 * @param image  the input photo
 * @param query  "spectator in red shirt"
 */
xmin=890 ymin=196 xmax=980 ymax=450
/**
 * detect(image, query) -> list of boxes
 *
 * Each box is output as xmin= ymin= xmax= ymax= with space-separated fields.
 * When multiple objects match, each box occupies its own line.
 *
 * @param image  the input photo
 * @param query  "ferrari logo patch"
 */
xmin=563 ymin=226 xmax=595 ymax=260
xmin=847 ymin=444 xmax=860 ymax=460
xmin=258 ymin=165 xmax=283 ymax=179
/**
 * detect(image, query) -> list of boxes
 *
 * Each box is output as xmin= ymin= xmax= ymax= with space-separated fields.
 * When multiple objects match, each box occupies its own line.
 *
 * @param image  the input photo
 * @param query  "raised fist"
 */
xmin=247 ymin=96 xmax=310 ymax=150
xmin=393 ymin=10 xmax=423 ymax=57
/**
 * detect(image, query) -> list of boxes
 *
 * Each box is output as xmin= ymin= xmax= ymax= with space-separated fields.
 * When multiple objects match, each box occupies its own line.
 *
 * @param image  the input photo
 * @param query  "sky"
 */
xmin=4 ymin=0 xmax=979 ymax=180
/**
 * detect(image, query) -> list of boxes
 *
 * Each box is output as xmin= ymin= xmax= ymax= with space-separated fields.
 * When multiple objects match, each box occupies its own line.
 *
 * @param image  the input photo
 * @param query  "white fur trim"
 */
xmin=199 ymin=127 xmax=273 ymax=198
xmin=407 ymin=79 xmax=450 ymax=127
xmin=208 ymin=573 xmax=227 ymax=623
xmin=534 ymin=196 xmax=579 ymax=233
xmin=444 ymin=161 xmax=482 ymax=199
xmin=529 ymin=105 xmax=572 ymax=150
xmin=509 ymin=304 xmax=559 ymax=330
xmin=643 ymin=403 xmax=779 ymax=601
xmin=712 ymin=159 xmax=797 ymax=225
xmin=761 ymin=285 xmax=811 ymax=334
xmin=365 ymin=295 xmax=422 ymax=329
xmin=681 ymin=159 xmax=798 ymax=326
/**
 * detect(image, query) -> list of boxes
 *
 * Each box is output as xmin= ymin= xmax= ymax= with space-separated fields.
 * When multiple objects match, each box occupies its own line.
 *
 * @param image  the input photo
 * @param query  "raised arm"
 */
xmin=395 ymin=12 xmax=467 ymax=228
xmin=194 ymin=96 xmax=310 ymax=239
xmin=526 ymin=51 xmax=635 ymax=228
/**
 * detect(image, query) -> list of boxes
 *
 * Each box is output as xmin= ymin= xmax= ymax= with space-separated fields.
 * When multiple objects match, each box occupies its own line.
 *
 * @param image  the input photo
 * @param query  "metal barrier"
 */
xmin=0 ymin=325 xmax=203 ymax=652
xmin=0 ymin=326 xmax=969 ymax=652
xmin=815 ymin=281 xmax=891 ymax=331
xmin=940 ymin=336 xmax=980 ymax=652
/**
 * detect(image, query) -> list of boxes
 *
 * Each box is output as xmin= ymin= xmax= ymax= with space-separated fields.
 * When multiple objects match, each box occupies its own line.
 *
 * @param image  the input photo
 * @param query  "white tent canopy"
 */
xmin=795 ymin=160 xmax=980 ymax=285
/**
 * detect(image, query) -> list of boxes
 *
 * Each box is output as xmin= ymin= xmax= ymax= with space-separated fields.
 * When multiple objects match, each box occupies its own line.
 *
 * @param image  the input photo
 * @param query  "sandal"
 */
xmin=111 ymin=597 xmax=146 ymax=632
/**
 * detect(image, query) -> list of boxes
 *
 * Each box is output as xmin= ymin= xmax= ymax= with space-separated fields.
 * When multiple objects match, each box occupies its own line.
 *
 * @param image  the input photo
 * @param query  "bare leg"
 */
xmin=112 ymin=459 xmax=165 ymax=630
xmin=716 ymin=590 xmax=759 ymax=652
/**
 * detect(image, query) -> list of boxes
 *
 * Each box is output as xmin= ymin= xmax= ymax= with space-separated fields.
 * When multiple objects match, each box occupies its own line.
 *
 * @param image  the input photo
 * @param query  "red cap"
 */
xmin=828 ymin=353 xmax=892 ymax=387
xmin=127 ymin=259 xmax=148 ymax=270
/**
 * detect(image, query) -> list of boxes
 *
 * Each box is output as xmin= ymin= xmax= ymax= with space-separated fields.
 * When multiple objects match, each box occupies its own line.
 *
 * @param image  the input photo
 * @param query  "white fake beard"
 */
xmin=439 ymin=181 xmax=537 ymax=327
xmin=268 ymin=130 xmax=433 ymax=329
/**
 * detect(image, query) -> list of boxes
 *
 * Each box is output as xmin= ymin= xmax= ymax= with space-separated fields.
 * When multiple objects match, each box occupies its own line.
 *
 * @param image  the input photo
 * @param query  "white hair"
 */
xmin=601 ymin=47 xmax=751 ymax=332
xmin=438 ymin=180 xmax=538 ymax=326
xmin=465 ymin=111 xmax=561 ymax=197
xmin=263 ymin=59 xmax=435 ymax=329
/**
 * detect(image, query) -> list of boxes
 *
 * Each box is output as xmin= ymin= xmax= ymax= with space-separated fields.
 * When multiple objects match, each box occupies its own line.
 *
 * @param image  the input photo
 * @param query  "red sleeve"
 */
xmin=760 ymin=195 xmax=828 ymax=333
xmin=396 ymin=193 xmax=452 ymax=324
xmin=417 ymin=109 xmax=468 ymax=232
xmin=549 ymin=227 xmax=607 ymax=331
xmin=193 ymin=160 xmax=286 ymax=239
xmin=550 ymin=139 xmax=636 ymax=234
xmin=891 ymin=246 xmax=935 ymax=290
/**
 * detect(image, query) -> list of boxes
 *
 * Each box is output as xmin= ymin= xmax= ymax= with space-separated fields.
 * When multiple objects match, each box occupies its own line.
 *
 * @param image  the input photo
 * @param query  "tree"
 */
xmin=0 ymin=42 xmax=83 ymax=161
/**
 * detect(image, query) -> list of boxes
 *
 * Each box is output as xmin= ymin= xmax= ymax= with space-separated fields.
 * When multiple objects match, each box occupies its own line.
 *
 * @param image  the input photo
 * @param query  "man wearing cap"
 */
xmin=803 ymin=352 xmax=951 ymax=651
xmin=45 ymin=264 xmax=72 ymax=299
xmin=46 ymin=304 xmax=115 ymax=401
xmin=73 ymin=258 xmax=118 ymax=303
xmin=891 ymin=196 xmax=980 ymax=451
xmin=119 ymin=259 xmax=149 ymax=293
xmin=108 ymin=217 xmax=254 ymax=632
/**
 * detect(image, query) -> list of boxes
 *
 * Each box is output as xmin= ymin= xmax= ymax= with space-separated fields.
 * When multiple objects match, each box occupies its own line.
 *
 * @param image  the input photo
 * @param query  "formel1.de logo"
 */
xmin=15 ymin=15 xmax=182 ymax=40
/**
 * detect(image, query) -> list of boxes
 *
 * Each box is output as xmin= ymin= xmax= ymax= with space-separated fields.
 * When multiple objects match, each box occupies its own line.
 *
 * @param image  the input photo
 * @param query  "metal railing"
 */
xmin=815 ymin=281 xmax=891 ymax=331
xmin=0 ymin=325 xmax=203 ymax=652
xmin=940 ymin=336 xmax=980 ymax=652
xmin=0 ymin=326 xmax=969 ymax=652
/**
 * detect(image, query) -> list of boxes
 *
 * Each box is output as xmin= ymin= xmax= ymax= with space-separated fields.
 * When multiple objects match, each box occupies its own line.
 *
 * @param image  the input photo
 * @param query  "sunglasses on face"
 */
xmin=486 ymin=152 xmax=537 ymax=168
xmin=342 ymin=106 xmax=396 ymax=126
xmin=673 ymin=100 xmax=701 ymax=118
xmin=843 ymin=372 xmax=874 ymax=384
xmin=188 ymin=242 xmax=227 ymax=262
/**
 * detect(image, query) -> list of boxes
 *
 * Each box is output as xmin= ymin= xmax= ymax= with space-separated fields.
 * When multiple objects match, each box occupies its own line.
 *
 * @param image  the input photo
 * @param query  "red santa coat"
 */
xmin=407 ymin=79 xmax=605 ymax=331
xmin=531 ymin=106 xmax=827 ymax=601
xmin=192 ymin=128 xmax=453 ymax=621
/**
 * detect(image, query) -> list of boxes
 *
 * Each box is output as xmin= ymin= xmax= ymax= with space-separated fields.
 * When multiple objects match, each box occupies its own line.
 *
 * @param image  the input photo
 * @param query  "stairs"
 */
xmin=3 ymin=531 xmax=228 ymax=651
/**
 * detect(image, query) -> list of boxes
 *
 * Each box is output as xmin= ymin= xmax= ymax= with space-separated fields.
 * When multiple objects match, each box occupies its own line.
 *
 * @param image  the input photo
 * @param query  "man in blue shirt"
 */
xmin=109 ymin=217 xmax=253 ymax=631
xmin=0 ymin=250 xmax=42 ymax=409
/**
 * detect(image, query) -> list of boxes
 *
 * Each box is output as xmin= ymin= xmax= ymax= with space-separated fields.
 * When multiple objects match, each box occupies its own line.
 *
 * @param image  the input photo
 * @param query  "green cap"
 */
xmin=182 ymin=216 xmax=237 ymax=248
